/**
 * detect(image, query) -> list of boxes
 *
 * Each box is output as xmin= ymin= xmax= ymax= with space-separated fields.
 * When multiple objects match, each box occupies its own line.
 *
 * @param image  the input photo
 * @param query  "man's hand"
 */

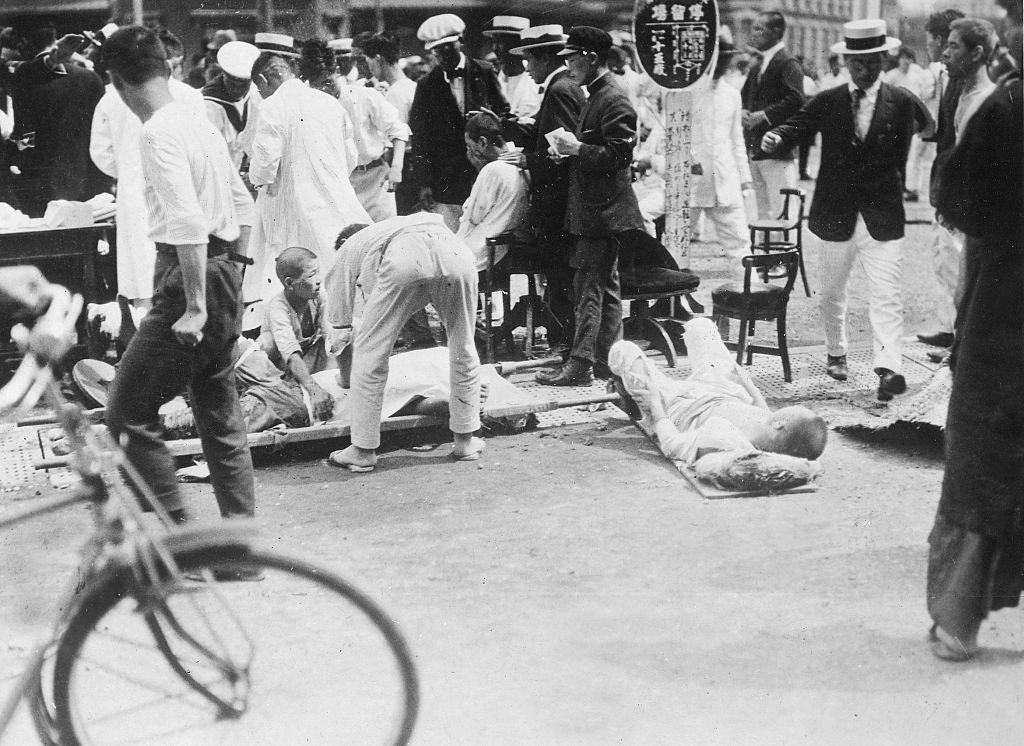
xmin=0 ymin=266 xmax=54 ymax=314
xmin=498 ymin=150 xmax=527 ymax=168
xmin=742 ymin=110 xmax=768 ymax=131
xmin=50 ymin=34 xmax=84 ymax=66
xmin=386 ymin=163 xmax=403 ymax=191
xmin=551 ymin=131 xmax=582 ymax=157
xmin=760 ymin=131 xmax=783 ymax=154
xmin=172 ymin=308 xmax=207 ymax=348
xmin=307 ymin=382 xmax=335 ymax=421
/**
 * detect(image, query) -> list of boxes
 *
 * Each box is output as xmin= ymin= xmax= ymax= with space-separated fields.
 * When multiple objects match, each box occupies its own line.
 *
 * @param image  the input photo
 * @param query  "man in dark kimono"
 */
xmin=409 ymin=13 xmax=508 ymax=232
xmin=926 ymin=22 xmax=1023 ymax=662
xmin=535 ymin=27 xmax=645 ymax=386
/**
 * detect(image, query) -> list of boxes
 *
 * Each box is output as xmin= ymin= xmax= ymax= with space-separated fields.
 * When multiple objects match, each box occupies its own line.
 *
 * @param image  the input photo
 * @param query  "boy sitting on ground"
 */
xmin=609 ymin=318 xmax=827 ymax=490
xmin=259 ymin=246 xmax=337 ymax=420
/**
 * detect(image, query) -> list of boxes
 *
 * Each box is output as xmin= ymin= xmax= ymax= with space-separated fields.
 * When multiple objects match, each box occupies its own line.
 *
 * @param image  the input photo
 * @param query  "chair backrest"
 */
xmin=776 ymin=188 xmax=807 ymax=227
xmin=740 ymin=249 xmax=800 ymax=295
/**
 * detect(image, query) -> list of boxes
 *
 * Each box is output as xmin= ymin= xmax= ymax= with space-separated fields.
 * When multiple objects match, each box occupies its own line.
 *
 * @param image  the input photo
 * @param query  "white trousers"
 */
xmin=749 ymin=158 xmax=796 ymax=220
xmin=929 ymin=221 xmax=964 ymax=334
xmin=818 ymin=215 xmax=904 ymax=373
xmin=691 ymin=202 xmax=750 ymax=272
xmin=350 ymin=228 xmax=481 ymax=449
xmin=350 ymin=162 xmax=397 ymax=222
xmin=904 ymin=135 xmax=934 ymax=195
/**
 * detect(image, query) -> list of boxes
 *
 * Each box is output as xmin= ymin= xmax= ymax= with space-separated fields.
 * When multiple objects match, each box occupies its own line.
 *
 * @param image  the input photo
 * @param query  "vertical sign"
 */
xmin=634 ymin=0 xmax=718 ymax=264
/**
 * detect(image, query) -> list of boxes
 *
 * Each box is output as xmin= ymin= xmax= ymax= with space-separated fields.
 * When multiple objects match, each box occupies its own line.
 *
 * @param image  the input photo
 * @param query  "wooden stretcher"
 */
xmin=632 ymin=417 xmax=820 ymax=500
xmin=25 ymin=357 xmax=620 ymax=467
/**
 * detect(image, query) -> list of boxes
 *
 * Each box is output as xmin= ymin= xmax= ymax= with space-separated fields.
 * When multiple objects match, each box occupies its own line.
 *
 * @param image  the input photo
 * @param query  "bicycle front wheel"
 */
xmin=52 ymin=545 xmax=418 ymax=745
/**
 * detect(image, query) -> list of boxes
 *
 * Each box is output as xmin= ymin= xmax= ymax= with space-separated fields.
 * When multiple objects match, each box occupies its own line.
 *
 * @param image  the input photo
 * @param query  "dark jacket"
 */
xmin=741 ymin=47 xmax=805 ymax=161
xmin=936 ymin=79 xmax=1024 ymax=536
xmin=522 ymin=69 xmax=586 ymax=245
xmin=771 ymin=82 xmax=931 ymax=242
xmin=927 ymin=75 xmax=963 ymax=208
xmin=408 ymin=57 xmax=507 ymax=205
xmin=564 ymin=73 xmax=644 ymax=238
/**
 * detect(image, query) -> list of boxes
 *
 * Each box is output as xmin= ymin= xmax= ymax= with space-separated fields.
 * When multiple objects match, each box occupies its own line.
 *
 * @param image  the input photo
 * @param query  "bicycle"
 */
xmin=0 ymin=283 xmax=419 ymax=745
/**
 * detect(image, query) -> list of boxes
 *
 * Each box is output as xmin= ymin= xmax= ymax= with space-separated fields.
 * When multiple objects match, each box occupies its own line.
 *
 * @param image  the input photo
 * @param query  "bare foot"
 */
xmin=328 ymin=444 xmax=377 ymax=472
xmin=451 ymin=434 xmax=485 ymax=461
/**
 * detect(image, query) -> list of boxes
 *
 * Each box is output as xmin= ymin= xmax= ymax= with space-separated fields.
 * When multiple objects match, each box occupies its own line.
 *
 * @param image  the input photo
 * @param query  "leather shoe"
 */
xmin=535 ymin=357 xmax=593 ymax=386
xmin=916 ymin=331 xmax=954 ymax=348
xmin=826 ymin=354 xmax=848 ymax=381
xmin=875 ymin=368 xmax=907 ymax=402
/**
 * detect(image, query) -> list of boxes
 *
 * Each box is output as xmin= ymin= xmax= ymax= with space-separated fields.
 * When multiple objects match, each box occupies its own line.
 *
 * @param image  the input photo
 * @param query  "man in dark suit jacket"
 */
xmin=410 ymin=13 xmax=508 ymax=231
xmin=535 ymin=27 xmax=645 ymax=386
xmin=763 ymin=19 xmax=933 ymax=401
xmin=504 ymin=24 xmax=587 ymax=347
xmin=740 ymin=10 xmax=805 ymax=219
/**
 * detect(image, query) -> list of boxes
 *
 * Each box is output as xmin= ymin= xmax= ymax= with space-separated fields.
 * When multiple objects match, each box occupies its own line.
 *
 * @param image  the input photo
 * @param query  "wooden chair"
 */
xmin=748 ymin=187 xmax=809 ymax=296
xmin=711 ymin=250 xmax=800 ymax=382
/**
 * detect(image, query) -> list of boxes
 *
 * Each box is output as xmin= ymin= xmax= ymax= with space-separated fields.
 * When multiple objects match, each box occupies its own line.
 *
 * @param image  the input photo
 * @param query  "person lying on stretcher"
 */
xmin=609 ymin=318 xmax=827 ymax=491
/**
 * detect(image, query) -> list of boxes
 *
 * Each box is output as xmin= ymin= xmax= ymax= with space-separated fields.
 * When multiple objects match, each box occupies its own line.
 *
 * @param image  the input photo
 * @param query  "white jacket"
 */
xmin=247 ymin=78 xmax=370 ymax=303
xmin=89 ymin=79 xmax=203 ymax=300
xmin=689 ymin=80 xmax=751 ymax=209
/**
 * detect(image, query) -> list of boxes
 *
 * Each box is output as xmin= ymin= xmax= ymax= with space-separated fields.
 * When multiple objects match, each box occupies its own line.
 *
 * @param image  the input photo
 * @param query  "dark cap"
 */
xmin=557 ymin=26 xmax=613 ymax=56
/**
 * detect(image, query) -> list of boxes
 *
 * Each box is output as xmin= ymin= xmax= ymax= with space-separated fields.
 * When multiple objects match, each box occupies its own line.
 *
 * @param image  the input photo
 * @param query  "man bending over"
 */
xmin=609 ymin=318 xmax=826 ymax=486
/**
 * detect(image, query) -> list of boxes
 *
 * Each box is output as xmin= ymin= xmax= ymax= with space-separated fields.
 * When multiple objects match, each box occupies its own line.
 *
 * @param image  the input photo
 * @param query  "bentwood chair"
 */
xmin=748 ymin=188 xmax=809 ymax=296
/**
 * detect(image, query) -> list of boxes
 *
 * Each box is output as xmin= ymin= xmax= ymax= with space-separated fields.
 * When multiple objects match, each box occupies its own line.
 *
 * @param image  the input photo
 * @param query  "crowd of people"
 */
xmin=0 ymin=1 xmax=1020 ymax=661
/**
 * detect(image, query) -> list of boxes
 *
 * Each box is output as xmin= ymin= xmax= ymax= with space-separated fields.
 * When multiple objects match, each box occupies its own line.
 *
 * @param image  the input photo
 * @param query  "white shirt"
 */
xmin=445 ymin=53 xmax=467 ymax=113
xmin=385 ymin=76 xmax=417 ymax=123
xmin=757 ymin=41 xmax=786 ymax=79
xmin=883 ymin=63 xmax=933 ymax=101
xmin=204 ymin=83 xmax=263 ymax=169
xmin=690 ymin=80 xmax=751 ymax=208
xmin=954 ymin=70 xmax=997 ymax=143
xmin=849 ymin=78 xmax=881 ymax=141
xmin=139 ymin=101 xmax=254 ymax=246
xmin=456 ymin=158 xmax=530 ymax=270
xmin=500 ymin=67 xmax=541 ymax=120
xmin=335 ymin=81 xmax=410 ymax=165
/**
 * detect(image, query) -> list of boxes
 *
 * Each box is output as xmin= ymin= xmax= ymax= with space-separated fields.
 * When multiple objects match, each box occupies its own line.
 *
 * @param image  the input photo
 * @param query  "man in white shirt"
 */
xmin=246 ymin=38 xmax=371 ymax=313
xmin=883 ymin=47 xmax=934 ymax=201
xmin=202 ymin=41 xmax=262 ymax=171
xmin=90 ymin=31 xmax=203 ymax=310
xmin=457 ymin=111 xmax=529 ymax=270
xmin=323 ymin=213 xmax=484 ymax=472
xmin=99 ymin=27 xmax=256 ymax=525
xmin=945 ymin=19 xmax=998 ymax=144
xmin=484 ymin=16 xmax=542 ymax=126
xmin=332 ymin=49 xmax=410 ymax=221
xmin=608 ymin=318 xmax=826 ymax=466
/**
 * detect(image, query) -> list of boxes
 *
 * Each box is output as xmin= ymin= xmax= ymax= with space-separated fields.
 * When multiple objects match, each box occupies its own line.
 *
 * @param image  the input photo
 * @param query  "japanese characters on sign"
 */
xmin=633 ymin=0 xmax=719 ymax=90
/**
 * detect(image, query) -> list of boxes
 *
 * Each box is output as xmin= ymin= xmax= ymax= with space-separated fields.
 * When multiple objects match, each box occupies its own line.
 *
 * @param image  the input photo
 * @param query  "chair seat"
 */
xmin=712 ymin=282 xmax=789 ymax=316
xmin=621 ymin=266 xmax=700 ymax=297
xmin=749 ymin=219 xmax=796 ymax=231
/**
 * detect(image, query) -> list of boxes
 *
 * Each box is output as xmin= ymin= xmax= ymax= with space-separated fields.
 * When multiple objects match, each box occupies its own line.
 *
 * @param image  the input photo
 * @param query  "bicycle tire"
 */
xmin=52 ymin=544 xmax=419 ymax=746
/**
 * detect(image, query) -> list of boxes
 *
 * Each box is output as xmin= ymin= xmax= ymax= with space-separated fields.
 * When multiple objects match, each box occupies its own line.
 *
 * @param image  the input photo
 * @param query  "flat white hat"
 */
xmin=483 ymin=16 xmax=530 ymax=38
xmin=831 ymin=19 xmax=901 ymax=56
xmin=217 ymin=41 xmax=260 ymax=79
xmin=255 ymin=32 xmax=299 ymax=58
xmin=417 ymin=14 xmax=465 ymax=50
xmin=509 ymin=25 xmax=569 ymax=56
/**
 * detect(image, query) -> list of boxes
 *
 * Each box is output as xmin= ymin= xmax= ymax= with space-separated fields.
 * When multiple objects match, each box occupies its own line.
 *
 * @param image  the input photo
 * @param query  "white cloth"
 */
xmin=929 ymin=221 xmax=964 ymax=335
xmin=0 ymin=95 xmax=12 ymax=140
xmin=849 ymin=78 xmax=881 ymax=141
xmin=90 ymin=80 xmax=204 ymax=299
xmin=204 ymin=83 xmax=263 ymax=169
xmin=500 ymin=69 xmax=541 ymax=120
xmin=954 ymin=73 xmax=997 ymax=143
xmin=883 ymin=63 xmax=934 ymax=101
xmin=690 ymin=80 xmax=752 ymax=210
xmin=819 ymin=69 xmax=850 ymax=91
xmin=385 ymin=76 xmax=417 ymax=123
xmin=247 ymin=78 xmax=370 ymax=304
xmin=456 ymin=159 xmax=529 ymax=271
xmin=819 ymin=214 xmax=904 ymax=372
xmin=350 ymin=161 xmax=397 ymax=221
xmin=749 ymin=158 xmax=796 ymax=220
xmin=335 ymin=82 xmax=409 ymax=165
xmin=139 ymin=101 xmax=254 ymax=246
xmin=323 ymin=214 xmax=481 ymax=449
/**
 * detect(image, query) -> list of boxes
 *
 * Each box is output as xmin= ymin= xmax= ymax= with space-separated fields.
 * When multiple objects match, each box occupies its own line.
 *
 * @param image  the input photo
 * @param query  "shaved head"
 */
xmin=275 ymin=246 xmax=318 ymax=283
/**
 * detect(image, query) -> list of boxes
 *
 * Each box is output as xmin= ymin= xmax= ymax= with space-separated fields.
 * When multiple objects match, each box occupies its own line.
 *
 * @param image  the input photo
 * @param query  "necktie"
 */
xmin=852 ymin=88 xmax=866 ymax=140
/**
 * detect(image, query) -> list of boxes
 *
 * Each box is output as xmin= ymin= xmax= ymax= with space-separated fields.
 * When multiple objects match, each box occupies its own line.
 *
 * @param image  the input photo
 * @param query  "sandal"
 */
xmin=328 ymin=449 xmax=376 ymax=472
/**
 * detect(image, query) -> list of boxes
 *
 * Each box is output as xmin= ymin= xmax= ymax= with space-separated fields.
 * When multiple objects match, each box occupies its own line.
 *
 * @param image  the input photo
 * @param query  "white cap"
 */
xmin=255 ymin=32 xmax=299 ymax=58
xmin=417 ymin=14 xmax=465 ymax=50
xmin=217 ymin=41 xmax=260 ymax=79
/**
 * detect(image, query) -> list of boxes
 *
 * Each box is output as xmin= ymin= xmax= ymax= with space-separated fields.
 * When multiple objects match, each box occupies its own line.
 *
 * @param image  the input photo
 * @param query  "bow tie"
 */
xmin=446 ymin=69 xmax=465 ymax=80
xmin=538 ymin=86 xmax=545 ymax=95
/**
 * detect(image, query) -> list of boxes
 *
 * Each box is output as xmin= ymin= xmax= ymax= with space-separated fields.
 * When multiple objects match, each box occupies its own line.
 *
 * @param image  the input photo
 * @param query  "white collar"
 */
xmin=759 ymin=41 xmax=786 ymax=70
xmin=540 ymin=66 xmax=566 ymax=92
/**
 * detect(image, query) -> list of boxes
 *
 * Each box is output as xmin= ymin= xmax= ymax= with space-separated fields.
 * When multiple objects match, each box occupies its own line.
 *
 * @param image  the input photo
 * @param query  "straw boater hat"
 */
xmin=417 ymin=14 xmax=465 ymax=50
xmin=483 ymin=16 xmax=530 ymax=38
xmin=509 ymin=25 xmax=570 ymax=56
xmin=217 ymin=41 xmax=260 ymax=79
xmin=831 ymin=19 xmax=901 ymax=56
xmin=327 ymin=38 xmax=354 ymax=56
xmin=255 ymin=32 xmax=300 ymax=58
xmin=83 ymin=22 xmax=118 ymax=48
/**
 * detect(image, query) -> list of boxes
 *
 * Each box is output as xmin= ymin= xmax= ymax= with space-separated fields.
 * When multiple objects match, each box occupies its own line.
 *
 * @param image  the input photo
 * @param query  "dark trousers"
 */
xmin=570 ymin=235 xmax=623 ymax=365
xmin=106 ymin=252 xmax=255 ymax=518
